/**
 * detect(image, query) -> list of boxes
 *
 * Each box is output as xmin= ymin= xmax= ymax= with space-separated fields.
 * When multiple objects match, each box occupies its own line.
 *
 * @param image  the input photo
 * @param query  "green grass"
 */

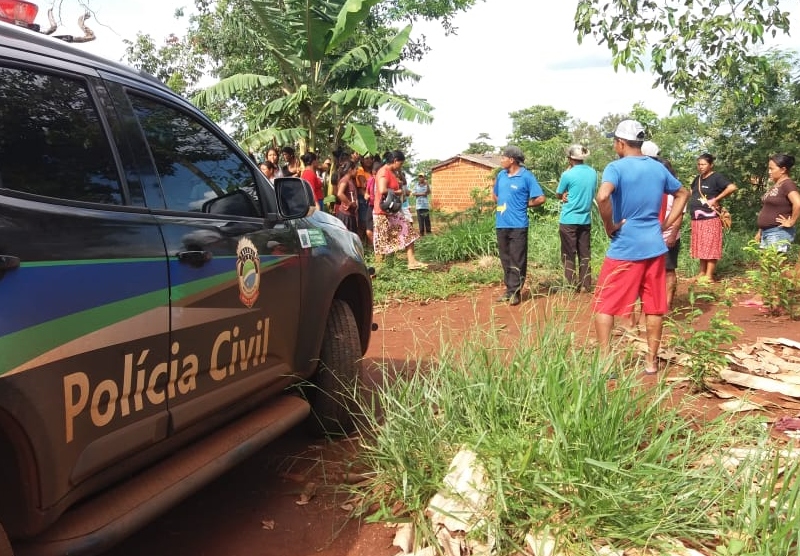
xmin=373 ymin=210 xmax=766 ymax=305
xmin=358 ymin=207 xmax=800 ymax=555
xmin=351 ymin=306 xmax=800 ymax=555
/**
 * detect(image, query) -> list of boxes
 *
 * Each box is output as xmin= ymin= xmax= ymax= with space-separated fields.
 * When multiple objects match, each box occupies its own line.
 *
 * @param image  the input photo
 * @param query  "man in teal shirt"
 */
xmin=556 ymin=144 xmax=597 ymax=292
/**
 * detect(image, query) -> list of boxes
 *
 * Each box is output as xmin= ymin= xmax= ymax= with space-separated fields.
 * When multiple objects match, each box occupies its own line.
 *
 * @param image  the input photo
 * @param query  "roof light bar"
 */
xmin=0 ymin=0 xmax=39 ymax=27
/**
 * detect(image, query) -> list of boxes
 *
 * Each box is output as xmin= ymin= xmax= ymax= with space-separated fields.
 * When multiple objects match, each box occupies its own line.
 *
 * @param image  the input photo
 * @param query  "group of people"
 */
xmin=257 ymin=147 xmax=433 ymax=271
xmin=494 ymin=118 xmax=800 ymax=376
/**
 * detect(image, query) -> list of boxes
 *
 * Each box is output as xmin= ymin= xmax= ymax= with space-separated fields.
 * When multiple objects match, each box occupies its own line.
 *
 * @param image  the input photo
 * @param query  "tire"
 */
xmin=0 ymin=523 xmax=13 ymax=556
xmin=309 ymin=299 xmax=362 ymax=436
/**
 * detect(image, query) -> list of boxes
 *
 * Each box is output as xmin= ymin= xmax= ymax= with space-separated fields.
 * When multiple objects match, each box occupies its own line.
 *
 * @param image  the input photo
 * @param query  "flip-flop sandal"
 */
xmin=740 ymin=299 xmax=764 ymax=308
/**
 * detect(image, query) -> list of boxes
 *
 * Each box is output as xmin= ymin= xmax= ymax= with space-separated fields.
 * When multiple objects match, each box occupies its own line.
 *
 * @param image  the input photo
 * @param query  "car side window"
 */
xmin=0 ymin=65 xmax=123 ymax=204
xmin=129 ymin=94 xmax=262 ymax=217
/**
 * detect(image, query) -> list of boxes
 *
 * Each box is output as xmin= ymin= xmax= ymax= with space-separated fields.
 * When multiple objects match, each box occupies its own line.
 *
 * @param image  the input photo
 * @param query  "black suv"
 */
xmin=0 ymin=8 xmax=373 ymax=556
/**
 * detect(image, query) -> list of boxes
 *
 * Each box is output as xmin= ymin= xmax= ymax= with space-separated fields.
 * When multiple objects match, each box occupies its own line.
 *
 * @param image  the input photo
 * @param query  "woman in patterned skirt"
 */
xmin=689 ymin=153 xmax=738 ymax=282
xmin=372 ymin=150 xmax=427 ymax=270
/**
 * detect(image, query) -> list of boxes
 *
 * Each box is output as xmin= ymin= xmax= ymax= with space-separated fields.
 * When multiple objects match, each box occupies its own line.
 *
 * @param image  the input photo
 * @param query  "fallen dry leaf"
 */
xmin=296 ymin=481 xmax=317 ymax=505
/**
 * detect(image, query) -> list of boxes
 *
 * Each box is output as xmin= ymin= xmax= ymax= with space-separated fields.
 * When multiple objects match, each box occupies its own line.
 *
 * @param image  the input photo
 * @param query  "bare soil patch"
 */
xmin=107 ymin=280 xmax=800 ymax=556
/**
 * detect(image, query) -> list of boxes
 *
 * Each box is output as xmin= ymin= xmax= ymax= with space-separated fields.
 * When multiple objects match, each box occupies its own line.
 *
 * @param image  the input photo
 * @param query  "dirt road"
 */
xmin=105 ymin=283 xmax=799 ymax=556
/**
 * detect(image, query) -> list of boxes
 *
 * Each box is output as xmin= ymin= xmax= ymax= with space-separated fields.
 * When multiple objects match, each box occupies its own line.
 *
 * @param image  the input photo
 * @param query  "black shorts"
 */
xmin=665 ymin=238 xmax=680 ymax=271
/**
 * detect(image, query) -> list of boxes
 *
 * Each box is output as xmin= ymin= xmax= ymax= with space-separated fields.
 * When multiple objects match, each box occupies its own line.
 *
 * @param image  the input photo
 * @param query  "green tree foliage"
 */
xmin=574 ymin=0 xmax=792 ymax=103
xmin=378 ymin=0 xmax=482 ymax=34
xmin=123 ymin=32 xmax=205 ymax=96
xmin=651 ymin=113 xmax=706 ymax=182
xmin=373 ymin=122 xmax=414 ymax=158
xmin=506 ymin=106 xmax=571 ymax=185
xmin=569 ymin=118 xmax=615 ymax=172
xmin=508 ymin=105 xmax=570 ymax=144
xmin=192 ymin=0 xmax=432 ymax=156
xmin=464 ymin=132 xmax=495 ymax=155
xmin=690 ymin=50 xmax=800 ymax=223
xmin=413 ymin=158 xmax=440 ymax=179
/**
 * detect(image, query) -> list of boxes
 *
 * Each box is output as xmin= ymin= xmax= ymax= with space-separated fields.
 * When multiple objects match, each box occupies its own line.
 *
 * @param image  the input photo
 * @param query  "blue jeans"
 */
xmin=760 ymin=226 xmax=795 ymax=253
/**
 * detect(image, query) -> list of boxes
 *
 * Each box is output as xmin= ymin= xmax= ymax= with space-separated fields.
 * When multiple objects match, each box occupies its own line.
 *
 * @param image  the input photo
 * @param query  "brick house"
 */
xmin=430 ymin=153 xmax=502 ymax=212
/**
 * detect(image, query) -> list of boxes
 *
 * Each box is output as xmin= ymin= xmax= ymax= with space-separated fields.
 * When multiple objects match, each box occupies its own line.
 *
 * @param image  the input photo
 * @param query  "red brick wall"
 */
xmin=430 ymin=159 xmax=496 ymax=212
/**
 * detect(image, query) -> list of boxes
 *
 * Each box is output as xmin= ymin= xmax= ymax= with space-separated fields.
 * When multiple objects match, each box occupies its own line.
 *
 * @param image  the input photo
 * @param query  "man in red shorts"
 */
xmin=594 ymin=120 xmax=689 ymax=375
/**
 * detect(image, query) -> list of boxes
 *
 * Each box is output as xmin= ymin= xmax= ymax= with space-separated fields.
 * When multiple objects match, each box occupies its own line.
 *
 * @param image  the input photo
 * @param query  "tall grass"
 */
xmin=373 ymin=202 xmax=769 ymax=304
xmin=353 ymin=306 xmax=799 ymax=555
xmin=415 ymin=213 xmax=498 ymax=263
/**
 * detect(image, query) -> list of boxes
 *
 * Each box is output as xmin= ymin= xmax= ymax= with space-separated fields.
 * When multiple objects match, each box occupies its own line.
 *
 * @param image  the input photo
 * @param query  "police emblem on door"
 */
xmin=237 ymin=238 xmax=260 ymax=308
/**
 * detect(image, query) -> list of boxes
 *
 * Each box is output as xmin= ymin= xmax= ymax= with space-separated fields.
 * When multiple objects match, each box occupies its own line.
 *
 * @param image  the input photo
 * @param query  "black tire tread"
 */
xmin=311 ymin=300 xmax=362 ymax=435
xmin=0 ymin=523 xmax=12 ymax=556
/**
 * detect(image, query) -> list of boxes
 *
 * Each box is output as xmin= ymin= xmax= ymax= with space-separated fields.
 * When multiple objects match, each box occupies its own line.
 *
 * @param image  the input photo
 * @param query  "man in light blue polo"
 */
xmin=492 ymin=146 xmax=546 ymax=306
xmin=556 ymin=144 xmax=597 ymax=292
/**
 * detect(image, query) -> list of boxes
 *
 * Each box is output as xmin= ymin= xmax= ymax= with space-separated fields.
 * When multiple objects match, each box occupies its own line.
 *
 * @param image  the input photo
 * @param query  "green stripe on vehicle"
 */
xmin=0 ymin=289 xmax=169 ymax=377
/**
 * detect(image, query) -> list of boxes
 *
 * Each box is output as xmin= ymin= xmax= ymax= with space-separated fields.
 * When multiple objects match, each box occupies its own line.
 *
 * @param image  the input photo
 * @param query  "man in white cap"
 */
xmin=492 ymin=145 xmax=546 ymax=306
xmin=556 ymin=144 xmax=597 ymax=292
xmin=593 ymin=120 xmax=689 ymax=375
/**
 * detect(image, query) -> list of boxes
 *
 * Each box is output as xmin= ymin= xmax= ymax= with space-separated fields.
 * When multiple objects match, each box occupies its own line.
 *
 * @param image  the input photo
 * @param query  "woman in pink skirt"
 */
xmin=688 ymin=153 xmax=738 ymax=281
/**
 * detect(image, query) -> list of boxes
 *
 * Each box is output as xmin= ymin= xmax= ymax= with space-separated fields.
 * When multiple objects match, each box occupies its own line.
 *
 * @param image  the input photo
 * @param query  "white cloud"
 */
xmin=386 ymin=0 xmax=676 ymax=161
xmin=35 ymin=0 xmax=800 ymax=163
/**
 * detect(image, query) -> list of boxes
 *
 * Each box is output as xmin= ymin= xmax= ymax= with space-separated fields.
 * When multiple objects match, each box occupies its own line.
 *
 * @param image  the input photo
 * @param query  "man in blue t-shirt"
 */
xmin=493 ymin=145 xmax=546 ymax=306
xmin=593 ymin=120 xmax=689 ymax=375
xmin=556 ymin=144 xmax=597 ymax=292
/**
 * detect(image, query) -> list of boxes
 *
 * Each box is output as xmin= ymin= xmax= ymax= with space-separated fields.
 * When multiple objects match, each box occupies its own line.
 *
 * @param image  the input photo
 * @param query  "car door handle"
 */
xmin=219 ymin=222 xmax=263 ymax=235
xmin=177 ymin=250 xmax=212 ymax=266
xmin=0 ymin=255 xmax=20 ymax=270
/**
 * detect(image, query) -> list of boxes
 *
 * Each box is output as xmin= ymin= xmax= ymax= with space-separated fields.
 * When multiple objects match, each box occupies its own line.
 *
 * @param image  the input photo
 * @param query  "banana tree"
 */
xmin=193 ymin=0 xmax=432 ymax=155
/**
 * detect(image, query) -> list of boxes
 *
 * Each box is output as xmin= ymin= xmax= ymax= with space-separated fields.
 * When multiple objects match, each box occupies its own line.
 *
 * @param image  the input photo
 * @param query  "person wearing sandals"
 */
xmin=373 ymin=150 xmax=428 ymax=270
xmin=688 ymin=153 xmax=738 ymax=282
xmin=593 ymin=120 xmax=689 ymax=375
xmin=493 ymin=145 xmax=546 ymax=306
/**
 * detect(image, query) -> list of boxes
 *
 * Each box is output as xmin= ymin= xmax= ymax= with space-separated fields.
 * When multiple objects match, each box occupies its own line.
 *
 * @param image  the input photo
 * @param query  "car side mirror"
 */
xmin=275 ymin=177 xmax=315 ymax=219
xmin=202 ymin=188 xmax=260 ymax=218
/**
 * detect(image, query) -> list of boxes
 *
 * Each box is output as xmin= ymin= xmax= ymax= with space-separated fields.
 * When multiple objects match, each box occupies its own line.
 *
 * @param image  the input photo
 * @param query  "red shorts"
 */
xmin=592 ymin=256 xmax=667 ymax=316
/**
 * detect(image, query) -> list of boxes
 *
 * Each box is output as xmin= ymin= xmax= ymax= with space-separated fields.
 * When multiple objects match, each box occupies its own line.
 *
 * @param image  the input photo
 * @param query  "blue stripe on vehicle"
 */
xmin=0 ymin=256 xmax=288 ymax=338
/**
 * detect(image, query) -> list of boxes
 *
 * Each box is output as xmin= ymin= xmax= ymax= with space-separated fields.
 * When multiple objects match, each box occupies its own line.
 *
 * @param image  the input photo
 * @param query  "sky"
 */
xmin=387 ymin=0 xmax=676 ymax=161
xmin=39 ymin=0 xmax=800 ymax=162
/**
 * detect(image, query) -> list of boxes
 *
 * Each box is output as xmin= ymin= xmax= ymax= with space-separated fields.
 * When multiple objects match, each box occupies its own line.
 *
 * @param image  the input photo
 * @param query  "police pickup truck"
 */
xmin=0 ymin=4 xmax=374 ymax=555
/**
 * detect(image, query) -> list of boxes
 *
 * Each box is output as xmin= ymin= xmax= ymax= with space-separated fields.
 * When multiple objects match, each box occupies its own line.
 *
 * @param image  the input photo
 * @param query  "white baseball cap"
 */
xmin=641 ymin=141 xmax=660 ymax=157
xmin=608 ymin=119 xmax=646 ymax=141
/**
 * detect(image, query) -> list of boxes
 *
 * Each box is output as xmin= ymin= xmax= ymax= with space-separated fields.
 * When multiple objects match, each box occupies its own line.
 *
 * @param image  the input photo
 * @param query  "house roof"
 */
xmin=431 ymin=153 xmax=503 ymax=171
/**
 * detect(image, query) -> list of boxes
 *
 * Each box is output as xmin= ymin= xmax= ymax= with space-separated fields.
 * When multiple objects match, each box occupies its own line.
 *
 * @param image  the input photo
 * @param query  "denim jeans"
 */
xmin=760 ymin=226 xmax=795 ymax=253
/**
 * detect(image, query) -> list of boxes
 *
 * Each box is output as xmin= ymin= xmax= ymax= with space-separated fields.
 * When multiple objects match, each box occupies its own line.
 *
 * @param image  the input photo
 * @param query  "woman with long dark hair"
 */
xmin=373 ymin=151 xmax=427 ymax=269
xmin=334 ymin=161 xmax=359 ymax=232
xmin=300 ymin=152 xmax=324 ymax=211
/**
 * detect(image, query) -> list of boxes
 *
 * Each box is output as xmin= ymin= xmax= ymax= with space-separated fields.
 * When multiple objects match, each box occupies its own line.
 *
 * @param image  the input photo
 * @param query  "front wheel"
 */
xmin=309 ymin=299 xmax=363 ymax=435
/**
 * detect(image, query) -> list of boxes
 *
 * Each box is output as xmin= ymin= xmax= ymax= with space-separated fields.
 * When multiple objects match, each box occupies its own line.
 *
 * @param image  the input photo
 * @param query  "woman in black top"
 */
xmin=688 ymin=153 xmax=738 ymax=282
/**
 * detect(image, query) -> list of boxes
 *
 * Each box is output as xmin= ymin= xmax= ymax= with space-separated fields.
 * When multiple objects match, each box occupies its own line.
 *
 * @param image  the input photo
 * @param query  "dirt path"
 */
xmin=106 ymin=283 xmax=800 ymax=556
